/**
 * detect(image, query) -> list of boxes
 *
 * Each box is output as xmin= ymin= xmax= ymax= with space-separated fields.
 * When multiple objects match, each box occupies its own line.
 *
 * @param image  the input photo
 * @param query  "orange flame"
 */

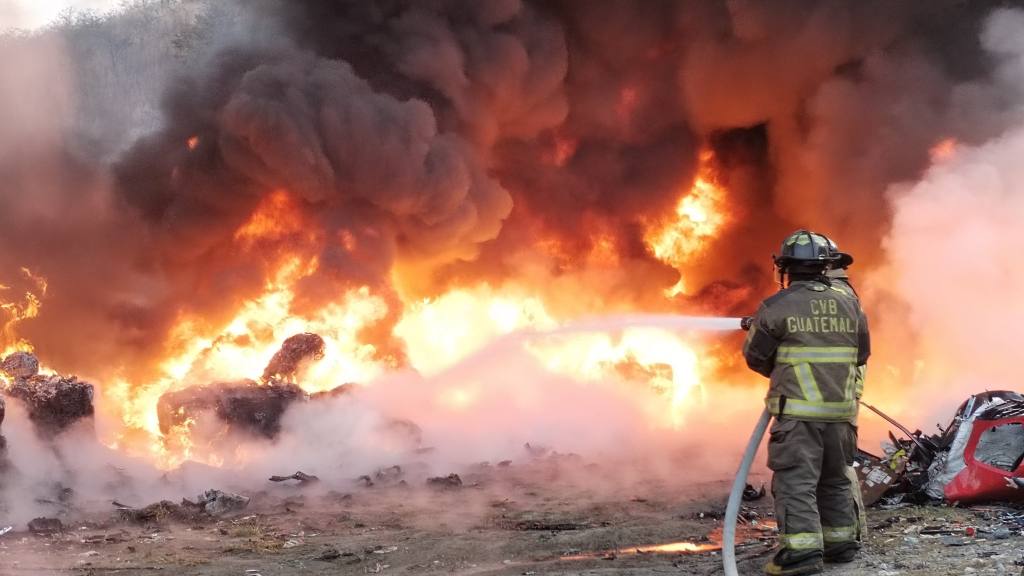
xmin=1 ymin=267 xmax=47 ymax=356
xmin=644 ymin=149 xmax=728 ymax=296
xmin=5 ymin=146 xmax=733 ymax=470
xmin=234 ymin=189 xmax=306 ymax=246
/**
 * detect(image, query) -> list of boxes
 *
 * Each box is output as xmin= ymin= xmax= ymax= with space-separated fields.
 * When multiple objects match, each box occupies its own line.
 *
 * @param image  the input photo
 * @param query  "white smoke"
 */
xmin=869 ymin=8 xmax=1024 ymax=428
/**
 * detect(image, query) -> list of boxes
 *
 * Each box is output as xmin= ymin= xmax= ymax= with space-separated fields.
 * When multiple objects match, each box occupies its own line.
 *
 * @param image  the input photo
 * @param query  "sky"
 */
xmin=0 ymin=0 xmax=122 ymax=31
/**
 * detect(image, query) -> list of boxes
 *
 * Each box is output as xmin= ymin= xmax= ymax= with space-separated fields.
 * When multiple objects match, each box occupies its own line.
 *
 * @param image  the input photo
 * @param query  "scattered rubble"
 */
xmin=27 ymin=517 xmax=63 ymax=535
xmin=188 ymin=489 xmax=250 ymax=516
xmin=426 ymin=474 xmax=463 ymax=489
xmin=742 ymin=483 xmax=766 ymax=501
xmin=269 ymin=471 xmax=320 ymax=485
xmin=374 ymin=465 xmax=404 ymax=485
xmin=315 ymin=547 xmax=343 ymax=561
xmin=355 ymin=466 xmax=407 ymax=488
xmin=114 ymin=490 xmax=250 ymax=524
xmin=514 ymin=520 xmax=589 ymax=531
xmin=115 ymin=500 xmax=204 ymax=524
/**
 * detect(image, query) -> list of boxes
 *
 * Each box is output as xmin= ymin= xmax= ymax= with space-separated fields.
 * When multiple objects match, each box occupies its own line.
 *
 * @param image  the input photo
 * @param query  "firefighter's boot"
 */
xmin=764 ymin=549 xmax=824 ymax=575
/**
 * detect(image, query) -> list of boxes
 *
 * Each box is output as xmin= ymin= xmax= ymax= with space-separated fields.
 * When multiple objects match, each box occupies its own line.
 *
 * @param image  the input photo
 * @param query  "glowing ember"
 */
xmin=562 ymin=539 xmax=720 ymax=560
xmin=645 ymin=149 xmax=728 ymax=296
xmin=186 ymin=135 xmax=199 ymax=150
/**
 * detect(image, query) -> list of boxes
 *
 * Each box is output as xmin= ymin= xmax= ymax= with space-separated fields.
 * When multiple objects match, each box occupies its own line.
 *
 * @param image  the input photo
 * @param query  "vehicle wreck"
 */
xmin=856 ymin=391 xmax=1024 ymax=506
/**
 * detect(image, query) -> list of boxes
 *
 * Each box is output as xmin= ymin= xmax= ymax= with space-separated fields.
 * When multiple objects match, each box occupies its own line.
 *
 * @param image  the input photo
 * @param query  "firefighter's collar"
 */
xmin=789 ymin=279 xmax=827 ymax=292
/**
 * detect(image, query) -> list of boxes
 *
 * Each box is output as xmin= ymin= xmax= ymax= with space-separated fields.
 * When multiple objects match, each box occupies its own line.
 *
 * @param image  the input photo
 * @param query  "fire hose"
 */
xmin=722 ymin=407 xmax=771 ymax=576
xmin=723 ymin=315 xmax=765 ymax=576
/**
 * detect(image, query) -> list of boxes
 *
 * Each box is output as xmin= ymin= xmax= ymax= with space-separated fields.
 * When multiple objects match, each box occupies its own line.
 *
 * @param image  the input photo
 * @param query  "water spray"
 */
xmin=550 ymin=313 xmax=758 ymax=576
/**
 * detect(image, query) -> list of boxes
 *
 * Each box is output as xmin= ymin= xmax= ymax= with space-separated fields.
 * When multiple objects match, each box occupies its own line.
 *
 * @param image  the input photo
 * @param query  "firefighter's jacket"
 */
xmin=743 ymin=279 xmax=869 ymax=423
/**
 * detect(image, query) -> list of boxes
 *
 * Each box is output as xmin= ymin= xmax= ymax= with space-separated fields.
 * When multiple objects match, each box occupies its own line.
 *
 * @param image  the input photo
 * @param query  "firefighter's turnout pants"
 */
xmin=768 ymin=417 xmax=859 ymax=562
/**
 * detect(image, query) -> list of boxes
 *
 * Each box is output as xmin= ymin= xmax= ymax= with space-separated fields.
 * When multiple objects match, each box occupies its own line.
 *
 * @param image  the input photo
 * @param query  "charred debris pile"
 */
xmin=0 ymin=333 xmax=378 ymax=446
xmin=0 ymin=350 xmax=95 ymax=440
xmin=856 ymin=391 xmax=1024 ymax=507
xmin=156 ymin=333 xmax=376 ymax=440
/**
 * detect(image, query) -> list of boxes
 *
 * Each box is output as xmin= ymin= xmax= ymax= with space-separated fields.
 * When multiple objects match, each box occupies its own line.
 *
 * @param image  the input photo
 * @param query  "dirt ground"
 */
xmin=1 ymin=458 xmax=1022 ymax=576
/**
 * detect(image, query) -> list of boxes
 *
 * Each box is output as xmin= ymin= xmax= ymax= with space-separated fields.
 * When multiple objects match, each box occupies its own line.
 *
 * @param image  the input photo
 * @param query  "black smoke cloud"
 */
xmin=0 ymin=0 xmax=1021 ymax=379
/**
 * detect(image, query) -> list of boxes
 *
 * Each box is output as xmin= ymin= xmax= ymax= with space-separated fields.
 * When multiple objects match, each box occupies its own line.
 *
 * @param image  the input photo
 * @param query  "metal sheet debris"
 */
xmin=858 ymin=391 xmax=1024 ymax=505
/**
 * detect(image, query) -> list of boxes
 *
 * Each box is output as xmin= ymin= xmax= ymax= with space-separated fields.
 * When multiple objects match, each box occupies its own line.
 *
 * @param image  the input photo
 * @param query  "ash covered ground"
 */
xmin=1 ymin=456 xmax=1023 ymax=576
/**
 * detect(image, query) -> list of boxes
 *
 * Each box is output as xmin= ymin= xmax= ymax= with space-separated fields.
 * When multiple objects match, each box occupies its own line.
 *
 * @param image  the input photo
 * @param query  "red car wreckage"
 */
xmin=856 ymin=391 xmax=1024 ymax=505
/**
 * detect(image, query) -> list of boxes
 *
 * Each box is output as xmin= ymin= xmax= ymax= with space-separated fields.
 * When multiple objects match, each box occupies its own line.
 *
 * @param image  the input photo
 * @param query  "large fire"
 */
xmin=3 ymin=151 xmax=733 ymax=470
xmin=645 ymin=149 xmax=729 ymax=296
xmin=0 ymin=267 xmax=47 ymax=358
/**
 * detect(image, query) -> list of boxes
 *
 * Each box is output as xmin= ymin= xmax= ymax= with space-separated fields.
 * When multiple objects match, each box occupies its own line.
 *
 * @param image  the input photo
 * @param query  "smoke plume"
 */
xmin=865 ymin=7 xmax=1024 ymax=432
xmin=2 ymin=0 xmax=1024 ymax=504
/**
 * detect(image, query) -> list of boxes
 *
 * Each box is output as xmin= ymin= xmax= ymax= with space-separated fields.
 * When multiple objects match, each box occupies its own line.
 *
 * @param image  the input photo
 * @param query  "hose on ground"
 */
xmin=723 ymin=407 xmax=772 ymax=576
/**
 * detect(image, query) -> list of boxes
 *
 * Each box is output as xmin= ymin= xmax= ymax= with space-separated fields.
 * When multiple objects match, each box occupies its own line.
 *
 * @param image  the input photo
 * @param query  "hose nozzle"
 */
xmin=740 ymin=316 xmax=754 ymax=331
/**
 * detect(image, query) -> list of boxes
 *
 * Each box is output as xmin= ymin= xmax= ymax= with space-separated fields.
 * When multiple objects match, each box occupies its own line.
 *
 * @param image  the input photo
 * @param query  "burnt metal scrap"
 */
xmin=857 ymin=391 xmax=1024 ymax=506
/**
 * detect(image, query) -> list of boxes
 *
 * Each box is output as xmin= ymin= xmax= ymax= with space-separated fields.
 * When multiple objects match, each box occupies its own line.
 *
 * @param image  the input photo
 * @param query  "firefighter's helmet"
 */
xmin=773 ymin=229 xmax=842 ymax=273
xmin=826 ymin=237 xmax=854 ymax=269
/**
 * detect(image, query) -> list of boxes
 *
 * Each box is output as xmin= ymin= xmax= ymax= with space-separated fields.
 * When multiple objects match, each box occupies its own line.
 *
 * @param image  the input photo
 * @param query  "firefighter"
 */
xmin=743 ymin=230 xmax=870 ymax=576
xmin=824 ymin=240 xmax=869 ymax=541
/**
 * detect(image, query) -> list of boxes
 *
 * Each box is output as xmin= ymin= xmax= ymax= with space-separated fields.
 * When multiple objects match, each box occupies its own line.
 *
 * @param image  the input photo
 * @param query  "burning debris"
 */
xmin=5 ymin=376 xmax=95 ymax=438
xmin=1 ymin=351 xmax=39 ymax=379
xmin=261 ymin=333 xmax=325 ymax=384
xmin=1 ymin=352 xmax=94 ymax=438
xmin=155 ymin=333 xmax=362 ymax=440
xmin=158 ymin=379 xmax=305 ymax=439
